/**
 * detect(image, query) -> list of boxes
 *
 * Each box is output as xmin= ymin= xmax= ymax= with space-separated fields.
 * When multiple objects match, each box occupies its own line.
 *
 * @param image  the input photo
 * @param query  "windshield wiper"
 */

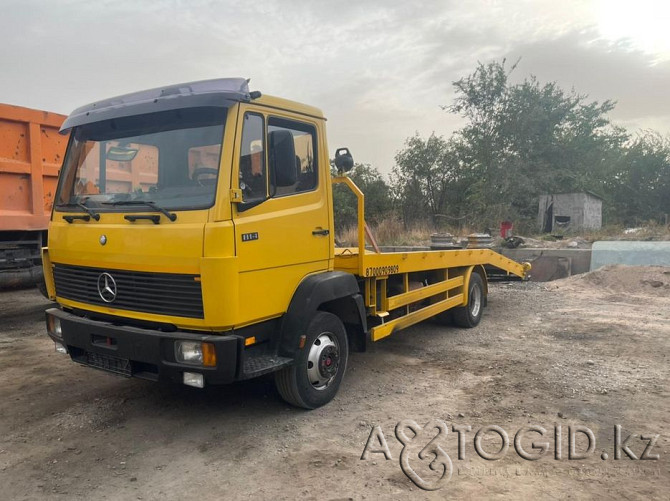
xmin=77 ymin=201 xmax=101 ymax=221
xmin=55 ymin=200 xmax=100 ymax=221
xmin=104 ymin=200 xmax=177 ymax=222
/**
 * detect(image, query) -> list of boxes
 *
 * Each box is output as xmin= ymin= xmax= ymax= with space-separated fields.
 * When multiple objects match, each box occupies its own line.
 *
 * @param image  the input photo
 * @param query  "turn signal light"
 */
xmin=202 ymin=342 xmax=217 ymax=367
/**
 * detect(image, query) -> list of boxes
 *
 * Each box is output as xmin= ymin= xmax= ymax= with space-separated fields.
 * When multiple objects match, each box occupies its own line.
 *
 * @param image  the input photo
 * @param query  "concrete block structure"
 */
xmin=538 ymin=192 xmax=602 ymax=233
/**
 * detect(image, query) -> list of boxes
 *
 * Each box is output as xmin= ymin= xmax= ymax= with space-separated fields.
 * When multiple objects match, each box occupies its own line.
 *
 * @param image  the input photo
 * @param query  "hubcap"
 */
xmin=307 ymin=333 xmax=340 ymax=390
xmin=470 ymin=283 xmax=482 ymax=318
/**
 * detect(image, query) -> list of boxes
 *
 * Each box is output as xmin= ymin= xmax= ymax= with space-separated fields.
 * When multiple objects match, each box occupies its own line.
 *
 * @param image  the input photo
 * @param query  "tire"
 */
xmin=275 ymin=312 xmax=349 ymax=409
xmin=432 ymin=309 xmax=453 ymax=326
xmin=453 ymin=272 xmax=485 ymax=328
xmin=36 ymin=277 xmax=50 ymax=299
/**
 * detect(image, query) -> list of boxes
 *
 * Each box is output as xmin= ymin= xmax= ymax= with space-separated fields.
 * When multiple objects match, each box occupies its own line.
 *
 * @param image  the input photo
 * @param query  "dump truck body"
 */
xmin=43 ymin=79 xmax=527 ymax=408
xmin=0 ymin=104 xmax=68 ymax=288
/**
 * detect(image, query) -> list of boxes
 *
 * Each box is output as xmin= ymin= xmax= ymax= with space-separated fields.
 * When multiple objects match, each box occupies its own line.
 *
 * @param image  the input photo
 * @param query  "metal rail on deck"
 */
xmin=332 ymin=175 xmax=367 ymax=276
xmin=331 ymin=173 xmax=530 ymax=343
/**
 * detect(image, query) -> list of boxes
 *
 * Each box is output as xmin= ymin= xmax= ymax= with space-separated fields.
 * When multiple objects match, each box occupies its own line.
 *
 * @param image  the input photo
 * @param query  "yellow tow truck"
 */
xmin=43 ymin=78 xmax=528 ymax=408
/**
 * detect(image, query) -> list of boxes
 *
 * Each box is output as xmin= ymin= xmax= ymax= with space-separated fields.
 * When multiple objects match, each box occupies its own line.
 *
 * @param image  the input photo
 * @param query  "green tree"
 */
xmin=332 ymin=163 xmax=393 ymax=230
xmin=392 ymin=134 xmax=472 ymax=226
xmin=392 ymin=59 xmax=670 ymax=232
xmin=446 ymin=60 xmax=626 ymax=224
xmin=604 ymin=131 xmax=670 ymax=224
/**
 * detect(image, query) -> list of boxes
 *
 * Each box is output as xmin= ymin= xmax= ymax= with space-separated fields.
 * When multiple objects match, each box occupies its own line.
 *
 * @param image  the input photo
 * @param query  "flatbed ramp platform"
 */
xmin=334 ymin=246 xmax=529 ymax=341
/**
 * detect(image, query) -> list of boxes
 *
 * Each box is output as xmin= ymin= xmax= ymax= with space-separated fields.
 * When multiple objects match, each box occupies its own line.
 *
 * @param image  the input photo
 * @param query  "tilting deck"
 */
xmin=334 ymin=246 xmax=529 ymax=341
xmin=334 ymin=246 xmax=527 ymax=278
xmin=331 ymin=175 xmax=529 ymax=342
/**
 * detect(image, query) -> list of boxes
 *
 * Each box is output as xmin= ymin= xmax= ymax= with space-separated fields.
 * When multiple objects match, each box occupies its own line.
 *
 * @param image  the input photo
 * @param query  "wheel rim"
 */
xmin=307 ymin=332 xmax=340 ymax=390
xmin=470 ymin=283 xmax=482 ymax=318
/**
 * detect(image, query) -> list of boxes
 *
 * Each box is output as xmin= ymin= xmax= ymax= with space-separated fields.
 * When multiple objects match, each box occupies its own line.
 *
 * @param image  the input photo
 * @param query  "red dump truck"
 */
xmin=0 ymin=104 xmax=68 ymax=289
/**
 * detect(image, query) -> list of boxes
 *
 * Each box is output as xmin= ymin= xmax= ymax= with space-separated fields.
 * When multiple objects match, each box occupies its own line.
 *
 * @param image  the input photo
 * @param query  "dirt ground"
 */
xmin=0 ymin=266 xmax=668 ymax=500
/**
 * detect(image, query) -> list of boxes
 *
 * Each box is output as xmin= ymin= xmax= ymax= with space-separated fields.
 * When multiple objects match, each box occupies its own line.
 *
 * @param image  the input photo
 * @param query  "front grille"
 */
xmin=53 ymin=263 xmax=204 ymax=318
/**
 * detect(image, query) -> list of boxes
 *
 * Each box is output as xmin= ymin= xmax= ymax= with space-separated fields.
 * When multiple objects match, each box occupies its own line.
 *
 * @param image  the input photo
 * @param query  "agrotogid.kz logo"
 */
xmin=362 ymin=420 xmax=453 ymax=491
xmin=97 ymin=272 xmax=117 ymax=303
xmin=361 ymin=420 xmax=661 ymax=491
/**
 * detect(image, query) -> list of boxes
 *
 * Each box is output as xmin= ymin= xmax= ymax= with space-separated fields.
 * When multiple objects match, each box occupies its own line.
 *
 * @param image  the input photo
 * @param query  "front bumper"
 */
xmin=46 ymin=308 xmax=241 ymax=384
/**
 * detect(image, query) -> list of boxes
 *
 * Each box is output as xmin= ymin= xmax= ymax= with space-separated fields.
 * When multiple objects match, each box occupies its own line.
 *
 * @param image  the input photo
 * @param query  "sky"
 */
xmin=3 ymin=0 xmax=670 ymax=174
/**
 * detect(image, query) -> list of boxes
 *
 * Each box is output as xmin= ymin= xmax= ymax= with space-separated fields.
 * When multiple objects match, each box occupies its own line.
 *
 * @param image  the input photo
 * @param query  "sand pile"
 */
xmin=551 ymin=265 xmax=670 ymax=295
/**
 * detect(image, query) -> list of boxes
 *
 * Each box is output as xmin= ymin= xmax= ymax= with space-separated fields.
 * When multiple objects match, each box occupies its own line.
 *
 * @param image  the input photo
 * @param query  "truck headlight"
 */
xmin=47 ymin=315 xmax=62 ymax=339
xmin=175 ymin=341 xmax=216 ymax=367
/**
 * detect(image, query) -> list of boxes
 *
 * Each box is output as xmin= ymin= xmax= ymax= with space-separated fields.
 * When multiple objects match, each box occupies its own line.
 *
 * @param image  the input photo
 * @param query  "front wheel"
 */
xmin=453 ymin=272 xmax=485 ymax=328
xmin=275 ymin=312 xmax=349 ymax=409
xmin=36 ymin=277 xmax=49 ymax=299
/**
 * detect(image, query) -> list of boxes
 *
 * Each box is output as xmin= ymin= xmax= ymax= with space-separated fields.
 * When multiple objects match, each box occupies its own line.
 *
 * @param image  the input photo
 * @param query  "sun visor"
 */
xmin=60 ymin=78 xmax=251 ymax=134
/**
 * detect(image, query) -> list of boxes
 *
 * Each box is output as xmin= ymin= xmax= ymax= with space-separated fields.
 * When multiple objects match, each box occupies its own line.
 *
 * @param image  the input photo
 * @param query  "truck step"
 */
xmin=241 ymin=355 xmax=293 ymax=379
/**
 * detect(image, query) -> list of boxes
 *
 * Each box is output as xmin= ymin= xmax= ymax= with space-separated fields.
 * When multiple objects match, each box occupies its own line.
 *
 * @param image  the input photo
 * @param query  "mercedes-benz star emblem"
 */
xmin=97 ymin=272 xmax=117 ymax=303
xmin=99 ymin=235 xmax=107 ymax=246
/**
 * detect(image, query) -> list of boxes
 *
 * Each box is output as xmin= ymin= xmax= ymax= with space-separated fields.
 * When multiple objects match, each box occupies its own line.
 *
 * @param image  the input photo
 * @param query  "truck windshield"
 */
xmin=55 ymin=107 xmax=226 ymax=212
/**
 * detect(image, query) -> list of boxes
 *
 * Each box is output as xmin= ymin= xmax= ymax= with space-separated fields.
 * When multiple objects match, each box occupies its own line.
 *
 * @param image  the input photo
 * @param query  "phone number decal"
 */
xmin=365 ymin=265 xmax=400 ymax=277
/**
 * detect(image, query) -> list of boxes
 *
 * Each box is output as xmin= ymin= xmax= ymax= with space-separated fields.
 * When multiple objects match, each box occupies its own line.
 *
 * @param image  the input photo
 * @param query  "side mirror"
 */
xmin=334 ymin=147 xmax=354 ymax=174
xmin=269 ymin=130 xmax=297 ymax=187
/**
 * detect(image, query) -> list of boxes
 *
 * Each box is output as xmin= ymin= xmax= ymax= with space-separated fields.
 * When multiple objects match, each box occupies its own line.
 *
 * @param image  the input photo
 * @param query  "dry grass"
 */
xmin=336 ymin=219 xmax=432 ymax=247
xmin=336 ymin=218 xmax=479 ymax=247
xmin=337 ymin=218 xmax=670 ymax=249
xmin=374 ymin=219 xmax=434 ymax=246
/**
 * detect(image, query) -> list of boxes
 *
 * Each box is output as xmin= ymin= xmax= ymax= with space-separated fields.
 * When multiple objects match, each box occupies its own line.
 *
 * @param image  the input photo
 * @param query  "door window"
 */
xmin=239 ymin=113 xmax=266 ymax=202
xmin=268 ymin=117 xmax=318 ymax=197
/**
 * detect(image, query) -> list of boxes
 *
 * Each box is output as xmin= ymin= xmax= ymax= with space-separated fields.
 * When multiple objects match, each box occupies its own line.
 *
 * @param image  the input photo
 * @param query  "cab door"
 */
xmin=231 ymin=105 xmax=331 ymax=325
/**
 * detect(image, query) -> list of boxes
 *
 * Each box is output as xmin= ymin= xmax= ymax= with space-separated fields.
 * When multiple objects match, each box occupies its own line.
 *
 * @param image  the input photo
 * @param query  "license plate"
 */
xmin=86 ymin=351 xmax=131 ymax=377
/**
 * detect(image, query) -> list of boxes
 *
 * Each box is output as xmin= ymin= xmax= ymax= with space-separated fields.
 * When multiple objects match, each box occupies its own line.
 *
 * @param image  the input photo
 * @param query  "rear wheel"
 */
xmin=275 ymin=312 xmax=348 ymax=409
xmin=453 ymin=272 xmax=485 ymax=328
xmin=432 ymin=309 xmax=453 ymax=326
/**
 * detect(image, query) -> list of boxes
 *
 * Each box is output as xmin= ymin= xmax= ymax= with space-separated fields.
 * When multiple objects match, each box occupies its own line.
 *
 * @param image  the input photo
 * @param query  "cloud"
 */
xmin=1 ymin=1 xmax=668 ymax=173
xmin=505 ymin=30 xmax=670 ymax=119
